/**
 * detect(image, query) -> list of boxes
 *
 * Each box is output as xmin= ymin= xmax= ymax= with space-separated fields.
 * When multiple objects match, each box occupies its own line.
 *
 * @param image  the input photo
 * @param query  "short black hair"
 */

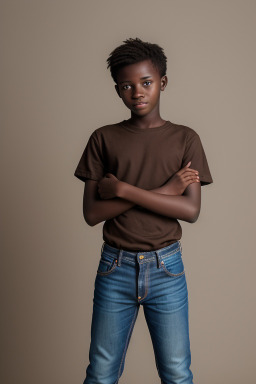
xmin=106 ymin=37 xmax=167 ymax=84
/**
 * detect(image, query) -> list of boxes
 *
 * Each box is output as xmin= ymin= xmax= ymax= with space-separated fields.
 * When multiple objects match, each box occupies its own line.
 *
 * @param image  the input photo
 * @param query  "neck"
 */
xmin=128 ymin=111 xmax=165 ymax=129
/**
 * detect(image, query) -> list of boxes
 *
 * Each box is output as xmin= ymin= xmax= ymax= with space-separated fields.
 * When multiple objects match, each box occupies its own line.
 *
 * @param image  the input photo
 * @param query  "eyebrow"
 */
xmin=119 ymin=76 xmax=152 ymax=84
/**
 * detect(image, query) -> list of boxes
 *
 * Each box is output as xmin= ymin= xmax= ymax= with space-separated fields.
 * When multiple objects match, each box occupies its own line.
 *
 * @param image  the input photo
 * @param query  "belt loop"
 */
xmin=178 ymin=240 xmax=182 ymax=254
xmin=155 ymin=251 xmax=161 ymax=268
xmin=100 ymin=242 xmax=105 ymax=256
xmin=117 ymin=249 xmax=123 ymax=267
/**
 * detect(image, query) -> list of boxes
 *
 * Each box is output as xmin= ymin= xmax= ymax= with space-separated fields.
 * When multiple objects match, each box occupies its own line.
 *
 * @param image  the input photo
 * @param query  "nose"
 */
xmin=132 ymin=85 xmax=144 ymax=99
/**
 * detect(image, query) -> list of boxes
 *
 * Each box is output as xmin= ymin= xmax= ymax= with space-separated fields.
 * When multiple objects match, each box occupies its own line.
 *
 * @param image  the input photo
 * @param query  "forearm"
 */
xmin=117 ymin=182 xmax=198 ymax=223
xmin=87 ymin=184 xmax=171 ymax=226
xmin=86 ymin=196 xmax=133 ymax=226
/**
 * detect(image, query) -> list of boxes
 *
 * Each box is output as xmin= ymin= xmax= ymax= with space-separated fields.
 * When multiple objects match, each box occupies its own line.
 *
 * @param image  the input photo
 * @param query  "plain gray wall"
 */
xmin=1 ymin=1 xmax=255 ymax=383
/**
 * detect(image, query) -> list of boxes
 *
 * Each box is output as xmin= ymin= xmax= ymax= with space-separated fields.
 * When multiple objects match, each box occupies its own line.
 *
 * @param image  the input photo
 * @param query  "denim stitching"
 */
xmin=103 ymin=244 xmax=180 ymax=258
xmin=116 ymin=306 xmax=139 ymax=383
xmin=97 ymin=260 xmax=118 ymax=276
xmin=121 ymin=258 xmax=136 ymax=265
xmin=102 ymin=244 xmax=181 ymax=268
xmin=104 ymin=242 xmax=180 ymax=255
xmin=160 ymin=247 xmax=181 ymax=259
xmin=117 ymin=249 xmax=123 ymax=267
xmin=179 ymin=240 xmax=183 ymax=255
xmin=161 ymin=262 xmax=185 ymax=277
xmin=138 ymin=262 xmax=150 ymax=301
xmin=99 ymin=259 xmax=112 ymax=266
xmin=102 ymin=251 xmax=118 ymax=259
xmin=121 ymin=254 xmax=181 ymax=264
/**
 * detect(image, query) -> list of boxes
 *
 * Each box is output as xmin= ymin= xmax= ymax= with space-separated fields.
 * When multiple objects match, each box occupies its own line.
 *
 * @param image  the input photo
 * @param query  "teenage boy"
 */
xmin=74 ymin=37 xmax=213 ymax=384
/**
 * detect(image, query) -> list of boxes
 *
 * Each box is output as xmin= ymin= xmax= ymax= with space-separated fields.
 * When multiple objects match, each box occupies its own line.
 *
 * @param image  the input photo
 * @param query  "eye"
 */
xmin=144 ymin=80 xmax=152 ymax=86
xmin=122 ymin=84 xmax=131 ymax=90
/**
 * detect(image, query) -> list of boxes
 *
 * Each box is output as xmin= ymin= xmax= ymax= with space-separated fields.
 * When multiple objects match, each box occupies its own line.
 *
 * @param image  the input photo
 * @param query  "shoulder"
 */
xmin=92 ymin=121 xmax=123 ymax=138
xmin=173 ymin=122 xmax=199 ymax=139
xmin=82 ymin=122 xmax=122 ymax=147
xmin=169 ymin=122 xmax=201 ymax=148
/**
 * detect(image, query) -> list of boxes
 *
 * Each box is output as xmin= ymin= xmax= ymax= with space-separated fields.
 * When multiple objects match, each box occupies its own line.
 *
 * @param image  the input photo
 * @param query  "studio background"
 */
xmin=1 ymin=1 xmax=255 ymax=383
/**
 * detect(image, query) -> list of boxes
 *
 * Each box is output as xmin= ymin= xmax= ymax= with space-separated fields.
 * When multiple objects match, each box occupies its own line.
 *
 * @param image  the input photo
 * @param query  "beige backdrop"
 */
xmin=1 ymin=1 xmax=256 ymax=383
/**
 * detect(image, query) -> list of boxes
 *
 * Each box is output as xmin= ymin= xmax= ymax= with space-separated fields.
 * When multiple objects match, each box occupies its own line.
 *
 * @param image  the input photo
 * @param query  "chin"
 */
xmin=131 ymin=108 xmax=149 ymax=115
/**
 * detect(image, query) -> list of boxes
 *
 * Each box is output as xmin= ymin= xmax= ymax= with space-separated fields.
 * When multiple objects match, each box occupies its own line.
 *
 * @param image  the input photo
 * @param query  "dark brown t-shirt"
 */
xmin=74 ymin=120 xmax=213 ymax=251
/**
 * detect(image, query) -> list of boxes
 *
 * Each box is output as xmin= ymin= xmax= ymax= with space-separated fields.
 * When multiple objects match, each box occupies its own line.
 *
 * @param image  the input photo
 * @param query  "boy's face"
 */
xmin=115 ymin=59 xmax=167 ymax=117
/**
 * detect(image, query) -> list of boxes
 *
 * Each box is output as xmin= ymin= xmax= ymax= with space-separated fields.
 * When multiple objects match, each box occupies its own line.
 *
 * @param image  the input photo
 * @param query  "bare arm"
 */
xmin=83 ymin=180 xmax=173 ymax=226
xmin=83 ymin=164 xmax=200 ymax=226
xmin=117 ymin=181 xmax=201 ymax=223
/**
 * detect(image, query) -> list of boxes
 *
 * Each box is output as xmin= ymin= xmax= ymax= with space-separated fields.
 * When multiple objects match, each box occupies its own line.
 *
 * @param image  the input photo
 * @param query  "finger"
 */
xmin=182 ymin=173 xmax=199 ymax=181
xmin=179 ymin=168 xmax=199 ymax=177
xmin=185 ymin=161 xmax=191 ymax=168
xmin=183 ymin=175 xmax=200 ymax=183
xmin=183 ymin=173 xmax=200 ymax=179
xmin=183 ymin=168 xmax=199 ymax=176
xmin=183 ymin=166 xmax=199 ymax=172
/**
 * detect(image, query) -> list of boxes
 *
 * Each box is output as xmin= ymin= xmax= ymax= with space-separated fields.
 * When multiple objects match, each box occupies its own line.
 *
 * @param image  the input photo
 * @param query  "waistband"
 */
xmin=101 ymin=240 xmax=182 ymax=268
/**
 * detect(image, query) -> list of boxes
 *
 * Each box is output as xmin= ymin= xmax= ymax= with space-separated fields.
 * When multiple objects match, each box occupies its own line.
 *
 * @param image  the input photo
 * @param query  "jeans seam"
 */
xmin=96 ymin=261 xmax=118 ymax=275
xmin=161 ymin=262 xmax=185 ymax=277
xmin=161 ymin=247 xmax=181 ymax=259
xmin=139 ymin=262 xmax=149 ymax=301
xmin=116 ymin=306 xmax=139 ymax=383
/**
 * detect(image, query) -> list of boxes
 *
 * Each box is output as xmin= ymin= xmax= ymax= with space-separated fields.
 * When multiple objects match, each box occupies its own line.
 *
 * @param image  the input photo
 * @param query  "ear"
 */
xmin=115 ymin=84 xmax=121 ymax=98
xmin=160 ymin=75 xmax=168 ymax=91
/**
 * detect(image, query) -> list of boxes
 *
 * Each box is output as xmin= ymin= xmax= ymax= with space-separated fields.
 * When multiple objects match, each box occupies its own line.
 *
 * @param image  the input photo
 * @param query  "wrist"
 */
xmin=153 ymin=185 xmax=177 ymax=196
xmin=116 ymin=180 xmax=128 ymax=198
xmin=153 ymin=185 xmax=169 ymax=195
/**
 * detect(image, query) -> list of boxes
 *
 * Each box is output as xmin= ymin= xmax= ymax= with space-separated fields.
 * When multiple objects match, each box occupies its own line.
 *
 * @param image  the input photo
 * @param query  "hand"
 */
xmin=97 ymin=173 xmax=120 ymax=199
xmin=162 ymin=161 xmax=200 ymax=195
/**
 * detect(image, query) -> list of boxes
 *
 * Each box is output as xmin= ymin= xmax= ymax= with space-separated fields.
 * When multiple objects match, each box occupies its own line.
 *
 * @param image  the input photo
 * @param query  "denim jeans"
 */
xmin=83 ymin=240 xmax=194 ymax=384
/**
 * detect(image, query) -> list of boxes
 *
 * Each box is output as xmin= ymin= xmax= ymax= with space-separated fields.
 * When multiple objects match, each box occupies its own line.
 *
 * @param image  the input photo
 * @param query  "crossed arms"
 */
xmin=83 ymin=162 xmax=201 ymax=226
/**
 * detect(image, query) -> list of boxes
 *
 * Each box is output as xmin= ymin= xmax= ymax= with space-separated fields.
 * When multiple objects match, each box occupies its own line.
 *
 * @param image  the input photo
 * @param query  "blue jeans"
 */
xmin=83 ymin=240 xmax=194 ymax=384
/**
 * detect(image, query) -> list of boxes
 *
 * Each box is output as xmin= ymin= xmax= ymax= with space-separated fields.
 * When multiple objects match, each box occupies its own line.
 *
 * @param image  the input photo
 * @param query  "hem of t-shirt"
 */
xmin=74 ymin=169 xmax=102 ymax=182
xmin=103 ymin=239 xmax=180 ymax=252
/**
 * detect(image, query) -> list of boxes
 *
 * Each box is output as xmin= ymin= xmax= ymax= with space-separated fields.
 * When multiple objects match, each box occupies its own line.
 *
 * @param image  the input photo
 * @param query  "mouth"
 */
xmin=133 ymin=102 xmax=148 ymax=108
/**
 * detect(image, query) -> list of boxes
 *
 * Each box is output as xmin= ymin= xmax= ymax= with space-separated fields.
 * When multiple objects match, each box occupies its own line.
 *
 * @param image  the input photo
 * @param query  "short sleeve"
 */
xmin=74 ymin=131 xmax=105 ymax=182
xmin=181 ymin=129 xmax=213 ymax=186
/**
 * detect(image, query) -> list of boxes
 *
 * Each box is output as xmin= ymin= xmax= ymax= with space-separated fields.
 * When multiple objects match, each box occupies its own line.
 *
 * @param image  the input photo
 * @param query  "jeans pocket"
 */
xmin=160 ymin=249 xmax=185 ymax=277
xmin=97 ymin=250 xmax=118 ymax=276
